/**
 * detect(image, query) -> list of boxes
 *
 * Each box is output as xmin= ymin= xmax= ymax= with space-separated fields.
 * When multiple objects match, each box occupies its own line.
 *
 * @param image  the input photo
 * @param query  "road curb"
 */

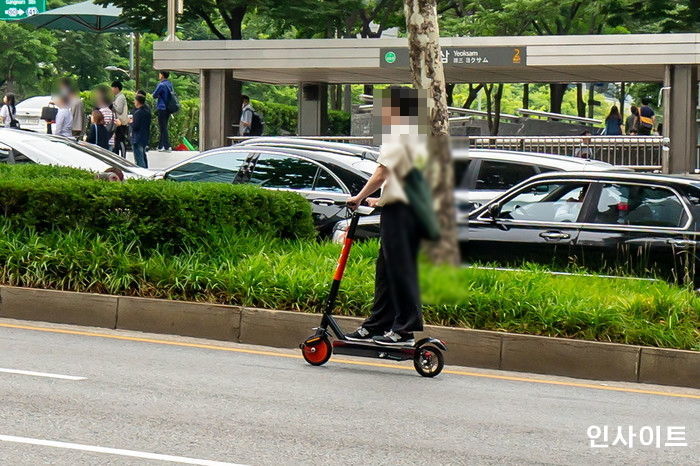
xmin=1 ymin=285 xmax=697 ymax=389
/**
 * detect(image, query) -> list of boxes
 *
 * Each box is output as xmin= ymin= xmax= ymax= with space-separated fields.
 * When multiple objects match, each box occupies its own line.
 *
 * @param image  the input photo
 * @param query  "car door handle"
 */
xmin=311 ymin=198 xmax=335 ymax=206
xmin=539 ymin=231 xmax=570 ymax=240
xmin=666 ymin=239 xmax=696 ymax=248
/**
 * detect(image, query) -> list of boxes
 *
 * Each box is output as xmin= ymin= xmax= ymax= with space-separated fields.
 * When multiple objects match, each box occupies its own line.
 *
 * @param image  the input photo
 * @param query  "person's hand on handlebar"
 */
xmin=346 ymin=195 xmax=363 ymax=211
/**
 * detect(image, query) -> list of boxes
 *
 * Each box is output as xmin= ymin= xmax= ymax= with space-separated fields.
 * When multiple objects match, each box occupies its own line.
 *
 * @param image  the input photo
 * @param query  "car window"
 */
xmin=314 ymin=167 xmax=345 ymax=193
xmin=476 ymin=160 xmax=537 ymax=190
xmin=498 ymin=182 xmax=589 ymax=222
xmin=592 ymin=183 xmax=686 ymax=228
xmin=166 ymin=151 xmax=249 ymax=183
xmin=329 ymin=165 xmax=372 ymax=196
xmin=454 ymin=159 xmax=472 ymax=189
xmin=249 ymin=153 xmax=317 ymax=190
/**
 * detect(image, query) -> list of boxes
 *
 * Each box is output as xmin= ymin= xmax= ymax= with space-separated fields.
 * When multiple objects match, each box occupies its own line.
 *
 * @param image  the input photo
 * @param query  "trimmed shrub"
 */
xmin=0 ymin=164 xmax=94 ymax=180
xmin=0 ymin=168 xmax=315 ymax=248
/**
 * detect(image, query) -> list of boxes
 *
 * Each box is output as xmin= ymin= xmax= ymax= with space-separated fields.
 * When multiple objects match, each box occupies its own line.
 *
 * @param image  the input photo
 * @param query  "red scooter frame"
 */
xmin=300 ymin=202 xmax=447 ymax=377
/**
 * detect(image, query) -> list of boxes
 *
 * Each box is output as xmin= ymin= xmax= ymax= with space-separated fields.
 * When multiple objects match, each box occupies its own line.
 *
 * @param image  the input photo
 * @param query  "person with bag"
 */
xmin=0 ymin=94 xmax=19 ymax=128
xmin=603 ymin=105 xmax=623 ymax=136
xmin=152 ymin=71 xmax=177 ymax=151
xmin=344 ymin=86 xmax=438 ymax=347
xmin=53 ymin=96 xmax=73 ymax=138
xmin=637 ymin=98 xmax=656 ymax=135
xmin=130 ymin=94 xmax=151 ymax=168
xmin=86 ymin=110 xmax=110 ymax=150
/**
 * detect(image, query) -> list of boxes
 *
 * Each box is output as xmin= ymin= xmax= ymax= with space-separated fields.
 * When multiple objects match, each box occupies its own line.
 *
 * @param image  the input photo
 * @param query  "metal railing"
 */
xmin=229 ymin=135 xmax=670 ymax=171
xmin=461 ymin=136 xmax=669 ymax=171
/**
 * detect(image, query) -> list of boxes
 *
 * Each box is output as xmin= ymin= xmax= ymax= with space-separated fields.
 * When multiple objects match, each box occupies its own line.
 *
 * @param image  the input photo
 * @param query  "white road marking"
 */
xmin=0 ymin=435 xmax=246 ymax=466
xmin=0 ymin=368 xmax=86 ymax=381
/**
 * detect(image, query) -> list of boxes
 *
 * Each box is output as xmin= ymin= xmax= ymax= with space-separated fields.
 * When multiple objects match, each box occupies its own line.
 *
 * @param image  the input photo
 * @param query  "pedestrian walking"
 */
xmin=0 ymin=94 xmax=19 ymax=128
xmin=343 ymin=86 xmax=435 ymax=347
xmin=53 ymin=96 xmax=73 ymax=138
xmin=625 ymin=105 xmax=639 ymax=135
xmin=95 ymin=89 xmax=116 ymax=148
xmin=86 ymin=109 xmax=110 ymax=150
xmin=152 ymin=71 xmax=174 ymax=151
xmin=68 ymin=86 xmax=85 ymax=139
xmin=130 ymin=94 xmax=151 ymax=168
xmin=603 ymin=106 xmax=623 ymax=135
xmin=111 ymin=81 xmax=129 ymax=157
xmin=637 ymin=98 xmax=656 ymax=135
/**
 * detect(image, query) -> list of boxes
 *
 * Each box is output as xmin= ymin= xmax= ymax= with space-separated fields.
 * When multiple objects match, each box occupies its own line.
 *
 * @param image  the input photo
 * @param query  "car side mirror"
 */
xmin=488 ymin=203 xmax=501 ymax=220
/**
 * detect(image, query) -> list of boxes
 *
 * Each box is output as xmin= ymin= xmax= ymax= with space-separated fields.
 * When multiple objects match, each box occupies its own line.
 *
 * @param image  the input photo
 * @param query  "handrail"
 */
xmin=517 ymin=108 xmax=602 ymax=125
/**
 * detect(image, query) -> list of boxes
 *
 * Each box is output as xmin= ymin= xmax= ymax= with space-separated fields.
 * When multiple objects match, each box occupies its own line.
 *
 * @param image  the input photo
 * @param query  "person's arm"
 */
xmin=0 ymin=106 xmax=8 ymax=126
xmin=240 ymin=108 xmax=252 ymax=128
xmin=131 ymin=110 xmax=143 ymax=132
xmin=346 ymin=165 xmax=389 ymax=209
xmin=152 ymin=83 xmax=162 ymax=99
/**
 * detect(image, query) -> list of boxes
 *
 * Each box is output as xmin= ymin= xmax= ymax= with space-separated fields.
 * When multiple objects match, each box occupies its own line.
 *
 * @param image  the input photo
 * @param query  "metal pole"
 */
xmin=166 ymin=0 xmax=179 ymax=41
xmin=134 ymin=32 xmax=141 ymax=90
xmin=129 ymin=33 xmax=134 ymax=74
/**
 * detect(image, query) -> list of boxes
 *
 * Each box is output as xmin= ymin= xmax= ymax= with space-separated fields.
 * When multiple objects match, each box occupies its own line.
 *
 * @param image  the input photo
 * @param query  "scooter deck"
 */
xmin=332 ymin=339 xmax=415 ymax=362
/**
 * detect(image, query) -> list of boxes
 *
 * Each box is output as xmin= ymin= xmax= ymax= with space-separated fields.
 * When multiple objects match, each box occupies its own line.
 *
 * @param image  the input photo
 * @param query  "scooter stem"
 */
xmin=323 ymin=212 xmax=361 ymax=315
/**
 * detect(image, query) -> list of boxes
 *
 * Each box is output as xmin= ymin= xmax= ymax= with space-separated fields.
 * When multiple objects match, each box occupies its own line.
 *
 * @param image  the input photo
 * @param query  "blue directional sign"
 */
xmin=1 ymin=0 xmax=45 ymax=21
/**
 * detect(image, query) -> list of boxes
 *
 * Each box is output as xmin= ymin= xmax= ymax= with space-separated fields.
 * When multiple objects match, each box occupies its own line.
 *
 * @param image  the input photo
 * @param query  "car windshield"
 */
xmin=21 ymin=136 xmax=140 ymax=172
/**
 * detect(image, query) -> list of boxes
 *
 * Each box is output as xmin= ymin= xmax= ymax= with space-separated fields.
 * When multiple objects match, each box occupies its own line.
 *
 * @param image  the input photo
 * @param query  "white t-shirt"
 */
xmin=376 ymin=128 xmax=427 ymax=206
xmin=0 ymin=105 xmax=13 ymax=126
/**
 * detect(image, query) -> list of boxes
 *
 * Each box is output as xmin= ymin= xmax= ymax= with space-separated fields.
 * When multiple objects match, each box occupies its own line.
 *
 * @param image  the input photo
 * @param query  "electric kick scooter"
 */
xmin=300 ymin=201 xmax=447 ymax=377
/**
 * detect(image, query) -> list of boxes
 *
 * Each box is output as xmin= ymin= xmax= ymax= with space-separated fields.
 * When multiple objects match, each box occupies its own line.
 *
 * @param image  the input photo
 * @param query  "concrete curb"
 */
xmin=0 ymin=285 xmax=697 ymax=389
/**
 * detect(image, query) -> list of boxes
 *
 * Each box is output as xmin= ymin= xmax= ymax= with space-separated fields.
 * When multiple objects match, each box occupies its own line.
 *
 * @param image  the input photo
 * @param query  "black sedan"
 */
xmin=462 ymin=171 xmax=700 ymax=286
xmin=159 ymin=146 xmax=377 ymax=235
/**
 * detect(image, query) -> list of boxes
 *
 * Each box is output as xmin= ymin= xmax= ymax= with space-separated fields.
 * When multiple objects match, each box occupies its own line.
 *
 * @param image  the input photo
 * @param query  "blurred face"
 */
xmin=2 ymin=96 xmax=7 ymax=105
xmin=112 ymin=86 xmax=119 ymax=95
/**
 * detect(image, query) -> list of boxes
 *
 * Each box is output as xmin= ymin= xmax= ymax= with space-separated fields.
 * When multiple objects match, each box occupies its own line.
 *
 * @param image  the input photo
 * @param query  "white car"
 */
xmin=0 ymin=128 xmax=154 ymax=179
xmin=14 ymin=95 xmax=53 ymax=133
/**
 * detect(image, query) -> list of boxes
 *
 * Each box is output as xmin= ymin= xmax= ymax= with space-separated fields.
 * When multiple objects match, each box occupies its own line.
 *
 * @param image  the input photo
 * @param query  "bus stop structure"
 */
xmin=153 ymin=33 xmax=699 ymax=173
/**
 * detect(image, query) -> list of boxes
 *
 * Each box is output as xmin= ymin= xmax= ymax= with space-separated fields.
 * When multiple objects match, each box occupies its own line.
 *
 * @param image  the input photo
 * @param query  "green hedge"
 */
xmin=0 ymin=167 xmax=315 ymax=248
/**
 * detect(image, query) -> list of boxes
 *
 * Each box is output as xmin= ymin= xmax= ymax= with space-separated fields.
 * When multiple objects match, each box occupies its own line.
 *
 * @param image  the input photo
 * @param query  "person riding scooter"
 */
xmin=345 ymin=86 xmax=427 ymax=346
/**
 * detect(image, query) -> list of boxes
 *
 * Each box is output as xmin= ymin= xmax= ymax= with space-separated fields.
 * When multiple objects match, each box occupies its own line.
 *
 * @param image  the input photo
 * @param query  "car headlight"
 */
xmin=332 ymin=222 xmax=349 ymax=244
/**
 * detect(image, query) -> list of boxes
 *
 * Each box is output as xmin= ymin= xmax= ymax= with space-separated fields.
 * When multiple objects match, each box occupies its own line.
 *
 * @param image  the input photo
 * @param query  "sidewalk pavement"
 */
xmin=125 ymin=150 xmax=198 ymax=170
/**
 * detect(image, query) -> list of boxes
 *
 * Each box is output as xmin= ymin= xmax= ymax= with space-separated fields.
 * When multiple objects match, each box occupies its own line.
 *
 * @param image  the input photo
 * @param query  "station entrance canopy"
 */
xmin=154 ymin=34 xmax=700 ymax=84
xmin=153 ymin=34 xmax=698 ymax=173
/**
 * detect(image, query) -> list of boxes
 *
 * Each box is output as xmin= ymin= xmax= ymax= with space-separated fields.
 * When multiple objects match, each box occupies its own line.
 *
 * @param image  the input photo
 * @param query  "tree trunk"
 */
xmin=549 ymin=83 xmax=567 ymax=114
xmin=404 ymin=0 xmax=459 ymax=265
xmin=587 ymin=85 xmax=595 ymax=119
xmin=522 ymin=83 xmax=529 ymax=109
xmin=619 ymin=82 xmax=625 ymax=114
xmin=484 ymin=83 xmax=504 ymax=136
xmin=445 ymin=83 xmax=455 ymax=107
xmin=462 ymin=83 xmax=484 ymax=109
xmin=576 ymin=83 xmax=586 ymax=117
xmin=342 ymin=84 xmax=352 ymax=113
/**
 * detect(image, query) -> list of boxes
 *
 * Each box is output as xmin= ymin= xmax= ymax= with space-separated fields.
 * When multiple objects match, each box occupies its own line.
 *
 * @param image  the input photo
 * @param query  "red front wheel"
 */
xmin=301 ymin=335 xmax=332 ymax=366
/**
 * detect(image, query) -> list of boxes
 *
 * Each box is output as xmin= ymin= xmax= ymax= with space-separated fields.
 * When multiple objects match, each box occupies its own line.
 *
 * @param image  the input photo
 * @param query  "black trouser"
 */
xmin=362 ymin=202 xmax=423 ymax=335
xmin=113 ymin=125 xmax=127 ymax=158
xmin=157 ymin=110 xmax=171 ymax=149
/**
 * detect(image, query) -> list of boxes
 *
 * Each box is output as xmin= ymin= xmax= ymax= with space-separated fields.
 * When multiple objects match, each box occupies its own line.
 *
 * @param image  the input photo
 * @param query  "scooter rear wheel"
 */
xmin=301 ymin=335 xmax=332 ymax=366
xmin=414 ymin=345 xmax=444 ymax=377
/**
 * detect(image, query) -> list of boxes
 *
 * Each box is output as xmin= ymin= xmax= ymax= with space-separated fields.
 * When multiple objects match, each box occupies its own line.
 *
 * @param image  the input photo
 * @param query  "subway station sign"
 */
xmin=1 ymin=0 xmax=45 ymax=20
xmin=380 ymin=46 xmax=527 ymax=68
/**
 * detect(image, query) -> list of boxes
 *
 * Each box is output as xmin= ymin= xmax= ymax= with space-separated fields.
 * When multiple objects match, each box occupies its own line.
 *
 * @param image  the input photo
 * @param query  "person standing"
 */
xmin=95 ymin=89 xmax=115 ymax=148
xmin=86 ymin=110 xmax=110 ymax=150
xmin=603 ymin=106 xmax=623 ymax=135
xmin=68 ymin=87 xmax=85 ymax=139
xmin=53 ymin=96 xmax=73 ymax=137
xmin=239 ymin=95 xmax=253 ymax=136
xmin=111 ymin=81 xmax=129 ymax=157
xmin=130 ymin=94 xmax=151 ymax=168
xmin=344 ymin=87 xmax=427 ymax=346
xmin=625 ymin=105 xmax=639 ymax=135
xmin=152 ymin=71 xmax=174 ymax=151
xmin=0 ymin=94 xmax=18 ymax=128
xmin=637 ymin=98 xmax=656 ymax=135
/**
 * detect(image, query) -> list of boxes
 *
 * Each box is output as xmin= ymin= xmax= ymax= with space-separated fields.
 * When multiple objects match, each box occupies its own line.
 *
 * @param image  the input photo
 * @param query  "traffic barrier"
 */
xmin=0 ymin=286 xmax=697 ymax=389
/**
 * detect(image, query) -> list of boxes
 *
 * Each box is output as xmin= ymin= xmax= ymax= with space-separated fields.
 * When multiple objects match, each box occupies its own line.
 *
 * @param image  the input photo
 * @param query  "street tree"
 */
xmin=0 ymin=22 xmax=56 ymax=95
xmin=404 ymin=0 xmax=459 ymax=264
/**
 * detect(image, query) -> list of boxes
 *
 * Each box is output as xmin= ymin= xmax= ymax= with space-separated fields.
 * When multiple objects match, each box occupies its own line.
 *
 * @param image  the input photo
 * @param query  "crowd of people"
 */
xmin=603 ymin=98 xmax=657 ymax=136
xmin=0 ymin=72 xmax=180 ymax=169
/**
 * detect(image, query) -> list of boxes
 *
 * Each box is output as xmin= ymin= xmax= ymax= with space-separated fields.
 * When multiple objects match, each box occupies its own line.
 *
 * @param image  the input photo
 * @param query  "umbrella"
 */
xmin=18 ymin=0 xmax=132 ymax=33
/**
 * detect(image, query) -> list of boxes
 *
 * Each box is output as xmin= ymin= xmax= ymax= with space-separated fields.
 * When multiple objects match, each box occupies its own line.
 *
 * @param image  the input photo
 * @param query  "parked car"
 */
xmin=158 ymin=146 xmax=377 ymax=235
xmin=0 ymin=128 xmax=153 ymax=179
xmin=14 ymin=95 xmax=52 ymax=133
xmin=331 ymin=148 xmax=618 ymax=242
xmin=462 ymin=171 xmax=700 ymax=286
xmin=236 ymin=137 xmax=379 ymax=161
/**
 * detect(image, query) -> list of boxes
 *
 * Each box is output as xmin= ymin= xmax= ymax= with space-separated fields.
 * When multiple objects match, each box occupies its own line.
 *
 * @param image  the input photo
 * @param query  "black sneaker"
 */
xmin=345 ymin=327 xmax=376 ymax=342
xmin=373 ymin=331 xmax=415 ymax=346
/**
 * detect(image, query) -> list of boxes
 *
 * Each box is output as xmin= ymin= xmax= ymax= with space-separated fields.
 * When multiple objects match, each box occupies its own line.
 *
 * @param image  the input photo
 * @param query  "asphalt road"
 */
xmin=0 ymin=318 xmax=698 ymax=465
